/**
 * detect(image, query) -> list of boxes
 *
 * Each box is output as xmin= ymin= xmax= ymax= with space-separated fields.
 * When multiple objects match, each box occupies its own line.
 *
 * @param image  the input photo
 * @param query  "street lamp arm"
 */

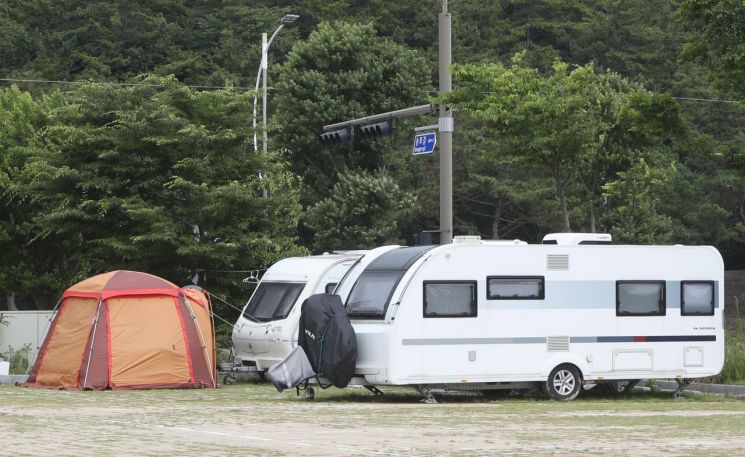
xmin=267 ymin=24 xmax=285 ymax=48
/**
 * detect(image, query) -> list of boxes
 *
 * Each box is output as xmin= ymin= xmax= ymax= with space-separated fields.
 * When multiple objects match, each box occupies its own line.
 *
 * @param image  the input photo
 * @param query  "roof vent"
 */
xmin=453 ymin=235 xmax=482 ymax=244
xmin=542 ymin=233 xmax=612 ymax=245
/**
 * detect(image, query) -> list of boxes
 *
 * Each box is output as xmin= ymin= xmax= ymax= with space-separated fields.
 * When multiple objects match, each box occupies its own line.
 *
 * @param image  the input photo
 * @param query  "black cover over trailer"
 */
xmin=298 ymin=293 xmax=357 ymax=388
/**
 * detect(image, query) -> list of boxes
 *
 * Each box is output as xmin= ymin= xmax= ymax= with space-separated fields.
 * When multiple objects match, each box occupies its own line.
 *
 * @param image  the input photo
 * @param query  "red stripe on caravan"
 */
xmin=633 ymin=336 xmax=647 ymax=342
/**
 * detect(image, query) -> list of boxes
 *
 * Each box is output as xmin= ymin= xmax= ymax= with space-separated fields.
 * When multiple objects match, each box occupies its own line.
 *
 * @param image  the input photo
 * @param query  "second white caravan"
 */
xmin=232 ymin=246 xmax=400 ymax=372
xmin=232 ymin=252 xmax=363 ymax=372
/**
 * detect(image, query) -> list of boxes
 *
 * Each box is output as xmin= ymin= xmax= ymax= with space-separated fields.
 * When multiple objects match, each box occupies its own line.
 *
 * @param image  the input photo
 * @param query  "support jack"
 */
xmin=674 ymin=378 xmax=692 ymax=398
xmin=417 ymin=385 xmax=438 ymax=404
xmin=365 ymin=385 xmax=384 ymax=397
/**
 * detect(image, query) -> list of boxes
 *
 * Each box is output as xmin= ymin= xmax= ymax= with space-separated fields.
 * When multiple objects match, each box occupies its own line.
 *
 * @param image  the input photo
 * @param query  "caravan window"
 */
xmin=242 ymin=282 xmax=305 ymax=322
xmin=616 ymin=281 xmax=665 ymax=316
xmin=423 ymin=281 xmax=477 ymax=317
xmin=487 ymin=276 xmax=544 ymax=300
xmin=681 ymin=281 xmax=715 ymax=316
xmin=346 ymin=272 xmax=401 ymax=319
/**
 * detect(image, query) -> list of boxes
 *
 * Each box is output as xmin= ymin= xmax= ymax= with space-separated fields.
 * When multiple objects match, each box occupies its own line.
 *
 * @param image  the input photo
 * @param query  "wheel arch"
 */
xmin=542 ymin=355 xmax=588 ymax=381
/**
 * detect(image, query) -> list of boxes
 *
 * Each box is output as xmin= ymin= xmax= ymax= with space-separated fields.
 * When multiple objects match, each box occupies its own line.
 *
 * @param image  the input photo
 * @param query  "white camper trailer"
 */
xmin=332 ymin=235 xmax=724 ymax=400
xmin=232 ymin=248 xmax=398 ymax=372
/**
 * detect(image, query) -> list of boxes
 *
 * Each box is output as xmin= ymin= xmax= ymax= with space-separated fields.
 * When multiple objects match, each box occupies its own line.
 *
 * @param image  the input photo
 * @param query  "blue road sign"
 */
xmin=413 ymin=132 xmax=437 ymax=155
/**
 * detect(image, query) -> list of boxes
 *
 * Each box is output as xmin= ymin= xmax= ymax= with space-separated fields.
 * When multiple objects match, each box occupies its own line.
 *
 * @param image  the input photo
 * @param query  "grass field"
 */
xmin=2 ymin=382 xmax=745 ymax=456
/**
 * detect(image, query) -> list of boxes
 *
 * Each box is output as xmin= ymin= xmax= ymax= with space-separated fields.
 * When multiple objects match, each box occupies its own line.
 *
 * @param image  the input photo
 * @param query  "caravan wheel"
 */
xmin=544 ymin=364 xmax=581 ymax=401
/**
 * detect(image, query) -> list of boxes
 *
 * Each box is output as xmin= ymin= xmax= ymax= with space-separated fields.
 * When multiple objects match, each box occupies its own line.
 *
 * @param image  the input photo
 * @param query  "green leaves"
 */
xmin=681 ymin=0 xmax=745 ymax=96
xmin=273 ymin=21 xmax=432 ymax=198
xmin=0 ymin=78 xmax=304 ymax=308
xmin=304 ymin=170 xmax=416 ymax=251
xmin=443 ymin=55 xmax=714 ymax=237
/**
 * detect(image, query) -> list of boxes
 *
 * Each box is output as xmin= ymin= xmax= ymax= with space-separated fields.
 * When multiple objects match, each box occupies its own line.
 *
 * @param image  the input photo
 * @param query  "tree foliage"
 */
xmin=273 ymin=22 xmax=432 ymax=198
xmin=304 ymin=170 xmax=416 ymax=251
xmin=680 ymin=0 xmax=745 ymax=96
xmin=2 ymin=0 xmax=745 ymax=311
xmin=444 ymin=55 xmax=688 ymax=233
xmin=2 ymin=78 xmax=305 ymax=309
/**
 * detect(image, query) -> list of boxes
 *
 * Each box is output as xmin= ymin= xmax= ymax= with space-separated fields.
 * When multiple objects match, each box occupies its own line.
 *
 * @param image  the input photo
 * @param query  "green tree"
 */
xmin=304 ymin=170 xmax=416 ymax=251
xmin=444 ymin=55 xmax=691 ymax=234
xmin=7 ymin=76 xmax=305 ymax=309
xmin=273 ymin=22 xmax=432 ymax=199
xmin=680 ymin=0 xmax=745 ymax=96
xmin=0 ymin=86 xmax=61 ymax=309
xmin=446 ymin=57 xmax=612 ymax=231
xmin=602 ymin=159 xmax=731 ymax=244
xmin=0 ymin=1 xmax=298 ymax=88
xmin=680 ymin=0 xmax=745 ymax=267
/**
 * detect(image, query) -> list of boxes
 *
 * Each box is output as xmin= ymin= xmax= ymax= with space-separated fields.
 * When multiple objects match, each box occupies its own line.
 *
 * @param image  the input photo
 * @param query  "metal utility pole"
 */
xmin=252 ymin=14 xmax=299 ymax=198
xmin=438 ymin=0 xmax=453 ymax=244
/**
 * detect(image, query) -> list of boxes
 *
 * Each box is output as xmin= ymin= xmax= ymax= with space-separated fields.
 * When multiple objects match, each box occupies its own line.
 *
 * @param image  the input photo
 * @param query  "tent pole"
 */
xmin=27 ymin=297 xmax=63 ymax=375
xmin=206 ymin=293 xmax=218 ymax=387
xmin=81 ymin=299 xmax=103 ymax=389
xmin=182 ymin=295 xmax=216 ymax=388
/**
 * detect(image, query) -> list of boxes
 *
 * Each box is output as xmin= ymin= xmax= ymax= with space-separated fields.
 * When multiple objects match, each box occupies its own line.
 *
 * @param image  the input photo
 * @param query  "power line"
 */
xmin=0 ymin=77 xmax=251 ymax=91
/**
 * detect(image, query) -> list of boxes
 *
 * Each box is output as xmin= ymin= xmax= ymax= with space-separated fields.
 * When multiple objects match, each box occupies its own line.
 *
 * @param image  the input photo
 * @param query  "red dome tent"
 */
xmin=23 ymin=271 xmax=217 ymax=390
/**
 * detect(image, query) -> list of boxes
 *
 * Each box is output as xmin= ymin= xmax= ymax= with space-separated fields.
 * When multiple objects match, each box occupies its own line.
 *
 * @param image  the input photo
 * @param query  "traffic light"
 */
xmin=357 ymin=119 xmax=394 ymax=140
xmin=319 ymin=128 xmax=351 ymax=146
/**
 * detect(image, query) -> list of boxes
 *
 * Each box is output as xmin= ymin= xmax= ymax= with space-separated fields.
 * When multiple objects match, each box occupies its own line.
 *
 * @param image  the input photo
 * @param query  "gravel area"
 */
xmin=2 ymin=383 xmax=745 ymax=456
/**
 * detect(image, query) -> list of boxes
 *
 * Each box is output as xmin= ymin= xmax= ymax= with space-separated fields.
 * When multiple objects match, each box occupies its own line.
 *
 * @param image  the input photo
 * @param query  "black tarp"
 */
xmin=297 ymin=293 xmax=357 ymax=388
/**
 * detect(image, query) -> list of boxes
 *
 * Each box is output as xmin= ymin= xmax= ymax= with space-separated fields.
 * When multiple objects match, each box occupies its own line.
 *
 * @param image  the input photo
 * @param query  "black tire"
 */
xmin=305 ymin=387 xmax=315 ymax=401
xmin=544 ymin=364 xmax=582 ymax=401
xmin=223 ymin=374 xmax=236 ymax=385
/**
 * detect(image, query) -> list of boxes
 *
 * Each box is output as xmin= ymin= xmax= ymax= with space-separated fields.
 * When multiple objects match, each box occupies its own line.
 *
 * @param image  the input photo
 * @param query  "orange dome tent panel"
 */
xmin=30 ymin=298 xmax=99 ymax=388
xmin=23 ymin=271 xmax=217 ymax=390
xmin=109 ymin=296 xmax=192 ymax=387
xmin=63 ymin=270 xmax=181 ymax=300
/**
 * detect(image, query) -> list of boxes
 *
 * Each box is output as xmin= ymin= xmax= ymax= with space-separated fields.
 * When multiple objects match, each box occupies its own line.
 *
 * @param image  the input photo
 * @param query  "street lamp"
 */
xmin=253 ymin=14 xmax=299 ymax=154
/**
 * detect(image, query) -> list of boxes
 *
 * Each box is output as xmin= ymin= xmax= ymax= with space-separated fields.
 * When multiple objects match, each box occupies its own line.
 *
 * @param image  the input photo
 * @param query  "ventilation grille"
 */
xmin=547 ymin=254 xmax=569 ymax=270
xmin=547 ymin=336 xmax=570 ymax=352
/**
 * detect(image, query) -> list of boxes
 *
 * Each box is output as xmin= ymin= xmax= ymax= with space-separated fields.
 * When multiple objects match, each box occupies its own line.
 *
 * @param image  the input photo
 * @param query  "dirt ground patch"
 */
xmin=2 ymin=383 xmax=745 ymax=456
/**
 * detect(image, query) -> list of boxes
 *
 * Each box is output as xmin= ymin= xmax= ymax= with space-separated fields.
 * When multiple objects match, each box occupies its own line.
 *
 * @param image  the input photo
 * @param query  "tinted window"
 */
xmin=424 ymin=282 xmax=477 ymax=317
xmin=487 ymin=277 xmax=544 ymax=300
xmin=616 ymin=281 xmax=665 ymax=316
xmin=682 ymin=281 xmax=715 ymax=316
xmin=243 ymin=282 xmax=305 ymax=321
xmin=346 ymin=272 xmax=401 ymax=319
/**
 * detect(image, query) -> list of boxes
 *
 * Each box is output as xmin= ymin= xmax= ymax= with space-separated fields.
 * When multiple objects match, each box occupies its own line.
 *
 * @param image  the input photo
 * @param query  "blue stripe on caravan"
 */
xmin=570 ymin=336 xmax=597 ymax=343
